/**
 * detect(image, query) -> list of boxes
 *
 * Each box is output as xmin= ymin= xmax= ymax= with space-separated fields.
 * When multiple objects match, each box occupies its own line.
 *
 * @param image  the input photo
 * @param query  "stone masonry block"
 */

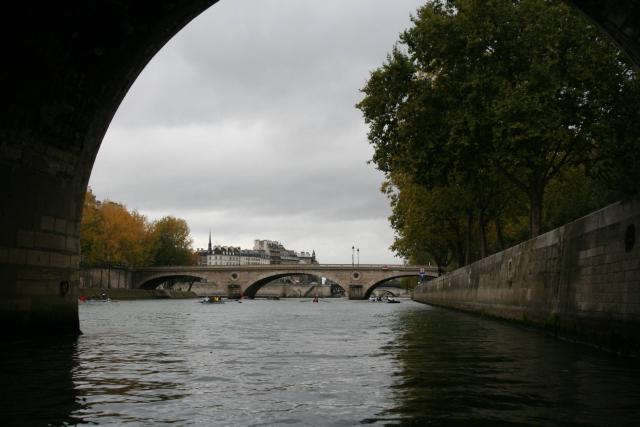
xmin=54 ymin=217 xmax=67 ymax=234
xmin=66 ymin=237 xmax=79 ymax=253
xmin=27 ymin=249 xmax=50 ymax=267
xmin=33 ymin=231 xmax=66 ymax=251
xmin=41 ymin=215 xmax=56 ymax=231
xmin=0 ymin=247 xmax=8 ymax=263
xmin=612 ymin=271 xmax=626 ymax=283
xmin=624 ymin=270 xmax=640 ymax=283
xmin=9 ymin=248 xmax=27 ymax=264
xmin=624 ymin=259 xmax=640 ymax=271
xmin=49 ymin=252 xmax=70 ymax=268
xmin=17 ymin=229 xmax=35 ymax=248
xmin=66 ymin=221 xmax=78 ymax=237
xmin=16 ymin=279 xmax=51 ymax=296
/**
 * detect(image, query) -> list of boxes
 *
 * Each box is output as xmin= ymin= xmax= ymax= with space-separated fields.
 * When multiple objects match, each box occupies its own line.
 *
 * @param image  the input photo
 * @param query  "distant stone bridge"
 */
xmin=132 ymin=264 xmax=438 ymax=299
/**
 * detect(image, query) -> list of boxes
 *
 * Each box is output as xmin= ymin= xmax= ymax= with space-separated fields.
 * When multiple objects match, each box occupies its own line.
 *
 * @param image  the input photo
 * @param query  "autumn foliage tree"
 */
xmin=80 ymin=188 xmax=194 ymax=267
xmin=148 ymin=216 xmax=194 ymax=267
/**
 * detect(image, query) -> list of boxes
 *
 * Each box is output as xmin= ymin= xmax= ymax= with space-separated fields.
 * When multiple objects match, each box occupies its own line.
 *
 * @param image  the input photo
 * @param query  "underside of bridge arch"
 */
xmin=243 ymin=273 xmax=344 ymax=299
xmin=138 ymin=275 xmax=205 ymax=290
xmin=0 ymin=1 xmax=638 ymax=339
xmin=0 ymin=1 xmax=217 ymax=339
xmin=374 ymin=289 xmax=399 ymax=298
xmin=363 ymin=274 xmax=436 ymax=300
xmin=244 ymin=274 xmax=293 ymax=298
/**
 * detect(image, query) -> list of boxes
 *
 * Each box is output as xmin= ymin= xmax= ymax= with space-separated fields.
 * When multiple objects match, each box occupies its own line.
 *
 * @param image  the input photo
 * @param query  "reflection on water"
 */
xmin=2 ymin=299 xmax=640 ymax=426
xmin=0 ymin=337 xmax=82 ymax=427
xmin=385 ymin=306 xmax=640 ymax=426
xmin=73 ymin=299 xmax=400 ymax=425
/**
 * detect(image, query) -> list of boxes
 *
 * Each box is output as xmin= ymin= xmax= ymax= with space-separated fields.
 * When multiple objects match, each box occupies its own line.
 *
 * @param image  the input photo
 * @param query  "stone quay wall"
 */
xmin=178 ymin=282 xmax=332 ymax=298
xmin=80 ymin=267 xmax=132 ymax=290
xmin=413 ymin=196 xmax=640 ymax=354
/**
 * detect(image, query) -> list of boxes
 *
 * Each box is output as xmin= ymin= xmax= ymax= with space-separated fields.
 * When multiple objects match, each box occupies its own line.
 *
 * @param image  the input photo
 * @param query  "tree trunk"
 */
xmin=465 ymin=209 xmax=473 ymax=265
xmin=479 ymin=210 xmax=488 ymax=259
xmin=495 ymin=218 xmax=505 ymax=251
xmin=530 ymin=189 xmax=544 ymax=238
xmin=451 ymin=221 xmax=465 ymax=268
xmin=454 ymin=240 xmax=465 ymax=268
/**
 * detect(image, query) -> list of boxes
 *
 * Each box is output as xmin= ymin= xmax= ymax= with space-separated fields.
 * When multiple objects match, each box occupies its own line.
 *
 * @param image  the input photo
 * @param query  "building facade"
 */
xmin=253 ymin=239 xmax=318 ymax=264
xmin=196 ymin=235 xmax=317 ymax=266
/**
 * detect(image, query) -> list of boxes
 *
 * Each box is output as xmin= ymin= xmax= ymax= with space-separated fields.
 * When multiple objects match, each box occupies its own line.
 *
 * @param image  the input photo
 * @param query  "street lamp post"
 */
xmin=352 ymin=245 xmax=354 ymax=267
xmin=357 ymin=248 xmax=360 ymax=267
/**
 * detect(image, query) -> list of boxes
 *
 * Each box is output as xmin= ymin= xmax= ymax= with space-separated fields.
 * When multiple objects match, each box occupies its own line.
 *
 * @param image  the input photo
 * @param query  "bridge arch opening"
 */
xmin=243 ymin=273 xmax=343 ymax=299
xmin=137 ymin=274 xmax=207 ymax=291
xmin=363 ymin=274 xmax=436 ymax=300
xmin=0 ymin=2 xmax=637 ymax=337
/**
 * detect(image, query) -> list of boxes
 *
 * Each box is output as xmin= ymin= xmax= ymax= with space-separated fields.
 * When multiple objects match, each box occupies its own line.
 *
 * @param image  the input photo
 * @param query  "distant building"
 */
xmin=280 ymin=249 xmax=300 ymax=265
xmin=239 ymin=249 xmax=270 ymax=265
xmin=253 ymin=239 xmax=284 ymax=264
xmin=198 ymin=245 xmax=241 ymax=266
xmin=196 ymin=233 xmax=270 ymax=266
xmin=298 ymin=250 xmax=317 ymax=264
xmin=196 ymin=234 xmax=317 ymax=266
xmin=254 ymin=239 xmax=317 ymax=264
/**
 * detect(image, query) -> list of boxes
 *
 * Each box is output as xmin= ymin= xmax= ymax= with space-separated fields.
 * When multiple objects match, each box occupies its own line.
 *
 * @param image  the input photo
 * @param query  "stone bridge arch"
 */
xmin=373 ymin=288 xmax=399 ymax=298
xmin=0 ymin=1 xmax=637 ymax=337
xmin=363 ymin=273 xmax=437 ymax=299
xmin=135 ymin=273 xmax=208 ymax=290
xmin=241 ymin=270 xmax=347 ymax=298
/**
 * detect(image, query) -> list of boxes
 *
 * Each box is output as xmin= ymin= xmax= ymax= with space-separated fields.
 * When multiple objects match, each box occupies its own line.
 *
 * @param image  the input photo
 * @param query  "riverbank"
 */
xmin=414 ymin=195 xmax=640 ymax=355
xmin=79 ymin=288 xmax=197 ymax=300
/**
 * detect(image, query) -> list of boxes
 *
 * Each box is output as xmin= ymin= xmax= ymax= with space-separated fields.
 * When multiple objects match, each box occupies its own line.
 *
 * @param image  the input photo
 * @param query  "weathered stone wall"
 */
xmin=414 ymin=196 xmax=640 ymax=354
xmin=79 ymin=287 xmax=196 ymax=300
xmin=174 ymin=282 xmax=333 ymax=298
xmin=80 ymin=268 xmax=132 ymax=290
xmin=255 ymin=283 xmax=332 ymax=298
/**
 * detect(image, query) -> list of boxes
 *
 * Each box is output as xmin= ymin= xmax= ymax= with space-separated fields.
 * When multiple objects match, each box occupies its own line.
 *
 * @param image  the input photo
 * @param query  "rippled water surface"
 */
xmin=2 ymin=298 xmax=640 ymax=426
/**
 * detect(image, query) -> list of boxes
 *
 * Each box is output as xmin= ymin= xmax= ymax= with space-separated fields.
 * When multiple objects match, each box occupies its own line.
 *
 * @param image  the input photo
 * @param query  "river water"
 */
xmin=2 ymin=298 xmax=640 ymax=426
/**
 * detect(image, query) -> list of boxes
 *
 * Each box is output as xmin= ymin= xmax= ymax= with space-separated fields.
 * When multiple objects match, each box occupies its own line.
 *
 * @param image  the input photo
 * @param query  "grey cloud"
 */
xmin=91 ymin=0 xmax=424 ymax=263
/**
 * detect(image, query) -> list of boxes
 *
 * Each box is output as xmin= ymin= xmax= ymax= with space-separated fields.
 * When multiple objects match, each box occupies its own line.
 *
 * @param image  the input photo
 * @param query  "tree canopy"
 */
xmin=358 ymin=0 xmax=640 ymax=271
xmin=80 ymin=188 xmax=194 ymax=267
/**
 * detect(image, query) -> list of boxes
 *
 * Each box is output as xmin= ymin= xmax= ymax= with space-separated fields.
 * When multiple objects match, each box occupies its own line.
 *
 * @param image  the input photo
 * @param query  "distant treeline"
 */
xmin=81 ymin=188 xmax=195 ymax=268
xmin=357 ymin=0 xmax=640 ymax=273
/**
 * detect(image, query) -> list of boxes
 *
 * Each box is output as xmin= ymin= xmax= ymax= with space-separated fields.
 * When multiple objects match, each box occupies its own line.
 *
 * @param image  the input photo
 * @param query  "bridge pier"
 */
xmin=348 ymin=284 xmax=363 ymax=300
xmin=227 ymin=284 xmax=241 ymax=299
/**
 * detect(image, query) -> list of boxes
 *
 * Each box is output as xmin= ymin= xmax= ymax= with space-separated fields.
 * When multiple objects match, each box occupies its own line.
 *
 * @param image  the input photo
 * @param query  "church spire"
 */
xmin=208 ymin=230 xmax=212 ymax=253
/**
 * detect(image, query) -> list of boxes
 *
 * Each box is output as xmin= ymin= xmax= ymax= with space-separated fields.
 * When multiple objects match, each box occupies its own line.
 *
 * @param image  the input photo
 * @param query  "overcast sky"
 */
xmin=90 ymin=0 xmax=425 ymax=264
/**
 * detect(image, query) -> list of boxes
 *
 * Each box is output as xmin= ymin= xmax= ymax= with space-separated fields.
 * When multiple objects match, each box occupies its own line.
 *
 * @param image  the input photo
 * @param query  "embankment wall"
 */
xmin=79 ymin=288 xmax=197 ymax=300
xmin=179 ymin=282 xmax=333 ymax=298
xmin=80 ymin=267 xmax=132 ymax=289
xmin=413 ymin=196 xmax=640 ymax=354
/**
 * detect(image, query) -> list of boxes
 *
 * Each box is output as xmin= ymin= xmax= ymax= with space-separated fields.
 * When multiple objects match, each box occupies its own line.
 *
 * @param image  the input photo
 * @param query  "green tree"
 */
xmin=149 ymin=216 xmax=194 ymax=266
xmin=358 ymin=0 xmax=639 ymax=238
xmin=384 ymin=174 xmax=471 ymax=274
